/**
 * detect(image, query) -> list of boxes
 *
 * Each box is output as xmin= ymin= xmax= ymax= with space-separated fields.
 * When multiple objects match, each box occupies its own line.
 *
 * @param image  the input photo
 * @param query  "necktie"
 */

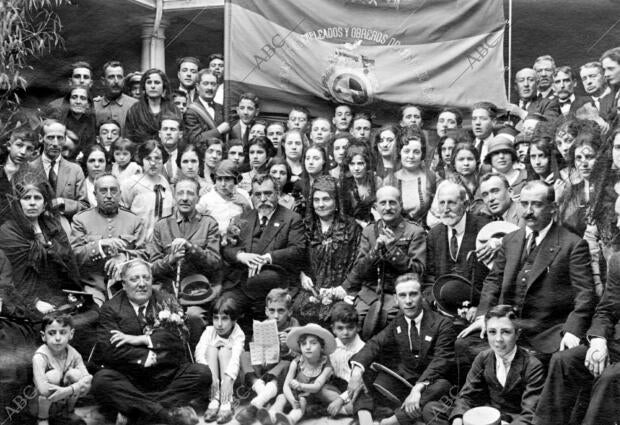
xmin=592 ymin=96 xmax=601 ymax=111
xmin=243 ymin=124 xmax=250 ymax=143
xmin=48 ymin=160 xmax=57 ymax=189
xmin=138 ymin=306 xmax=147 ymax=331
xmin=449 ymin=228 xmax=458 ymax=261
xmin=260 ymin=215 xmax=268 ymax=230
xmin=154 ymin=184 xmax=164 ymax=219
xmin=408 ymin=320 xmax=420 ymax=352
xmin=526 ymin=230 xmax=539 ymax=257
xmin=165 ymin=160 xmax=174 ymax=182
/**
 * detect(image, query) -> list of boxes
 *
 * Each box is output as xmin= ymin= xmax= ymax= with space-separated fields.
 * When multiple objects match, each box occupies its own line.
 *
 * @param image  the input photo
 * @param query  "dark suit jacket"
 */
xmin=230 ymin=120 xmax=251 ymax=146
xmin=450 ymin=347 xmax=545 ymax=425
xmin=222 ymin=205 xmax=306 ymax=288
xmin=425 ymin=213 xmax=490 ymax=297
xmin=0 ymin=168 xmax=13 ymax=225
xmin=526 ymin=96 xmax=561 ymax=121
xmin=588 ymin=252 xmax=620 ymax=359
xmin=149 ymin=212 xmax=221 ymax=283
xmin=30 ymin=157 xmax=87 ymax=217
xmin=351 ymin=307 xmax=455 ymax=384
xmin=184 ymin=100 xmax=225 ymax=145
xmin=597 ymin=89 xmax=616 ymax=123
xmin=562 ymin=95 xmax=592 ymax=117
xmin=343 ymin=218 xmax=426 ymax=300
xmin=478 ymin=223 xmax=595 ymax=353
xmin=96 ymin=290 xmax=186 ymax=382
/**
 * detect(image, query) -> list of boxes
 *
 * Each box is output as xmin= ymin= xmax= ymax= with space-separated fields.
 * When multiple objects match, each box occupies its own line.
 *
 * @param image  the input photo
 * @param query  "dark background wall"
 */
xmin=19 ymin=0 xmax=620 ymax=111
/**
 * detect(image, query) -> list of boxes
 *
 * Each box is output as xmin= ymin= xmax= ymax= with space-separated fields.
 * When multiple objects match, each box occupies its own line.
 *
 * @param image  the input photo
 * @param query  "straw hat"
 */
xmin=286 ymin=323 xmax=336 ymax=355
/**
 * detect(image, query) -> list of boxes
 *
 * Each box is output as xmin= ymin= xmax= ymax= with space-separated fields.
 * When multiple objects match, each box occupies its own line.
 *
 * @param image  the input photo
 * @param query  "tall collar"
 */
xmin=176 ymin=209 xmax=198 ymax=223
xmin=449 ymin=213 xmax=467 ymax=236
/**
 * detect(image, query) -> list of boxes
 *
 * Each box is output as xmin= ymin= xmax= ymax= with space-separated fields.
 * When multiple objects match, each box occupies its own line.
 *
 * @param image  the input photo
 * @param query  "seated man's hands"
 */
xmin=110 ymin=330 xmax=148 ymax=348
xmin=457 ymin=315 xmax=485 ymax=339
xmin=100 ymin=237 xmax=128 ymax=256
xmin=217 ymin=121 xmax=231 ymax=134
xmin=375 ymin=226 xmax=395 ymax=251
xmin=169 ymin=238 xmax=189 ymax=264
xmin=402 ymin=383 xmax=425 ymax=417
xmin=237 ymin=252 xmax=270 ymax=277
xmin=476 ymin=238 xmax=501 ymax=265
xmin=559 ymin=331 xmax=581 ymax=351
xmin=46 ymin=384 xmax=73 ymax=402
xmin=585 ymin=337 xmax=608 ymax=377
xmin=347 ymin=366 xmax=364 ymax=399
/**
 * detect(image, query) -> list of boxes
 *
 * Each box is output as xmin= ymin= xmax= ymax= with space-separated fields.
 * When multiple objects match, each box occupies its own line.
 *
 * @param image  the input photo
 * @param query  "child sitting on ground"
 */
xmin=327 ymin=302 xmax=373 ymax=424
xmin=236 ymin=288 xmax=300 ymax=425
xmin=32 ymin=314 xmax=92 ymax=425
xmin=257 ymin=323 xmax=338 ymax=425
xmin=195 ymin=297 xmax=245 ymax=424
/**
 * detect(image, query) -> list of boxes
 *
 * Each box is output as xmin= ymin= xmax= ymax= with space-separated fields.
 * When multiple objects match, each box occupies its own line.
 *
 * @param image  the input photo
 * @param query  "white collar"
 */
xmin=335 ymin=334 xmax=364 ymax=351
xmin=525 ymin=220 xmax=553 ymax=243
xmin=404 ymin=310 xmax=423 ymax=328
xmin=42 ymin=153 xmax=61 ymax=165
xmin=494 ymin=344 xmax=517 ymax=367
xmin=128 ymin=298 xmax=149 ymax=314
xmin=450 ymin=214 xmax=467 ymax=236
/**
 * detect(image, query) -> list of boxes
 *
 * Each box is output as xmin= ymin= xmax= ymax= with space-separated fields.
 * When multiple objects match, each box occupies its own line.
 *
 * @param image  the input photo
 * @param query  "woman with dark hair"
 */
xmin=293 ymin=144 xmax=330 ymax=216
xmin=48 ymin=86 xmax=97 ymax=151
xmin=125 ymin=69 xmax=180 ymax=145
xmin=239 ymin=136 xmax=276 ymax=192
xmin=78 ymin=144 xmax=112 ymax=207
xmin=434 ymin=129 xmax=472 ymax=181
xmin=201 ymin=138 xmax=225 ymax=194
xmin=525 ymin=135 xmax=561 ymax=184
xmin=280 ymin=129 xmax=305 ymax=183
xmin=388 ymin=126 xmax=435 ymax=224
xmin=329 ymin=132 xmax=354 ymax=180
xmin=176 ymin=142 xmax=207 ymax=192
xmin=340 ymin=144 xmax=376 ymax=226
xmin=292 ymin=175 xmax=362 ymax=325
xmin=120 ymin=139 xmax=174 ymax=241
xmin=268 ymin=156 xmax=296 ymax=210
xmin=374 ymin=123 xmax=400 ymax=180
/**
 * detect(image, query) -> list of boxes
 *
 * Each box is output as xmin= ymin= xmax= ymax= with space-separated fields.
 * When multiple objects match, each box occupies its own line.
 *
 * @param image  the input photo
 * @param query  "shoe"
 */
xmin=235 ymin=405 xmax=258 ymax=425
xmin=216 ymin=408 xmax=234 ymax=424
xmin=274 ymin=412 xmax=291 ymax=425
xmin=203 ymin=407 xmax=219 ymax=423
xmin=256 ymin=408 xmax=274 ymax=425
xmin=169 ymin=406 xmax=199 ymax=425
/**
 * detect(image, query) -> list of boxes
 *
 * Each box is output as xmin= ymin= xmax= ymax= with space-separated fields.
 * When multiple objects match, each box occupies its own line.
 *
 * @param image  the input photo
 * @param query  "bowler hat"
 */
xmin=432 ymin=274 xmax=478 ymax=317
xmin=286 ymin=323 xmax=336 ymax=355
xmin=179 ymin=274 xmax=216 ymax=306
xmin=484 ymin=135 xmax=517 ymax=164
xmin=211 ymin=159 xmax=240 ymax=182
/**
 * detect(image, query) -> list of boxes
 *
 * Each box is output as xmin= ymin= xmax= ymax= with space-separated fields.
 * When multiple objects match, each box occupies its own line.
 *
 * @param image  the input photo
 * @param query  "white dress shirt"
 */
xmin=524 ymin=219 xmax=553 ymax=247
xmin=403 ymin=310 xmax=424 ymax=351
xmin=495 ymin=345 xmax=517 ymax=387
xmin=41 ymin=153 xmax=60 ymax=181
xmin=448 ymin=214 xmax=467 ymax=259
xmin=199 ymin=97 xmax=215 ymax=118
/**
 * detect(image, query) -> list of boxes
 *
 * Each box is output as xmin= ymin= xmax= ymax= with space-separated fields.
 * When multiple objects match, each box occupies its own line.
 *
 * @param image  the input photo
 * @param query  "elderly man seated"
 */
xmin=91 ymin=259 xmax=211 ymax=425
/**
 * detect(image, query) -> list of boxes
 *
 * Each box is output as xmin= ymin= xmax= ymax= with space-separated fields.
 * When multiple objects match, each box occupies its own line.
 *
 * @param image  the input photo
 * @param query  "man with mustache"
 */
xmin=508 ymin=67 xmax=560 ymax=124
xmin=149 ymin=177 xmax=221 ymax=293
xmin=31 ymin=119 xmax=87 ymax=219
xmin=71 ymin=173 xmax=146 ymax=306
xmin=221 ymin=174 xmax=305 ymax=321
xmin=424 ymin=181 xmax=490 ymax=305
xmin=338 ymin=185 xmax=426 ymax=324
xmin=93 ymin=61 xmax=138 ymax=135
xmin=533 ymin=55 xmax=556 ymax=100
xmin=460 ymin=180 xmax=595 ymax=362
xmin=552 ymin=66 xmax=591 ymax=117
xmin=185 ymin=68 xmax=230 ymax=145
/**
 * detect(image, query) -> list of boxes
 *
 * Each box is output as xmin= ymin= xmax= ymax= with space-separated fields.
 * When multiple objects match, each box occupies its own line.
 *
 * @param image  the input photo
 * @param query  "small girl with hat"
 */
xmin=256 ymin=323 xmax=338 ymax=425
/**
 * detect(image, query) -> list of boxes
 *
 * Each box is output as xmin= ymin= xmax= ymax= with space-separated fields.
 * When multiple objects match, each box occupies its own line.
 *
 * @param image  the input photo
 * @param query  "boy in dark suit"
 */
xmin=424 ymin=305 xmax=545 ymax=425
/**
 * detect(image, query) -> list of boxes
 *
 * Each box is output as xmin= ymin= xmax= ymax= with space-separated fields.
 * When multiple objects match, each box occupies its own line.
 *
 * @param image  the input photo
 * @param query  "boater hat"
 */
xmin=463 ymin=406 xmax=501 ymax=425
xmin=286 ymin=323 xmax=337 ymax=355
xmin=476 ymin=221 xmax=520 ymax=269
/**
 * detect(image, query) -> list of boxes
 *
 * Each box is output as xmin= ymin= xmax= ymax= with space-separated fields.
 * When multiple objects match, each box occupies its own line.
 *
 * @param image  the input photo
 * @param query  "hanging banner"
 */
xmin=224 ymin=0 xmax=508 ymax=117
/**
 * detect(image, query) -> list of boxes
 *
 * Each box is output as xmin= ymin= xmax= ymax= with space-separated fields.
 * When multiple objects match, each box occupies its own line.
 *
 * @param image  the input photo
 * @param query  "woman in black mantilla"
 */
xmin=293 ymin=175 xmax=362 ymax=325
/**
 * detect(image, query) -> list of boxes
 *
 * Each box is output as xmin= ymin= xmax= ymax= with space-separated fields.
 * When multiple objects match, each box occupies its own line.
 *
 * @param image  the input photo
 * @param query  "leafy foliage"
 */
xmin=0 ymin=0 xmax=70 ymax=140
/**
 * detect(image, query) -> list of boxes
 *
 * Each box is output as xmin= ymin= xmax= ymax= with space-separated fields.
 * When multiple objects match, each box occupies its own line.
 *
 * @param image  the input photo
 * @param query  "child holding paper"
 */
xmin=236 ymin=288 xmax=300 ymax=425
xmin=195 ymin=297 xmax=245 ymax=424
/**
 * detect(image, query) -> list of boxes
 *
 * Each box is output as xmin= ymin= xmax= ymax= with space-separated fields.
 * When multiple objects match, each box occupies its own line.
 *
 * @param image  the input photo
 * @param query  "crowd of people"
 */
xmin=2 ymin=45 xmax=620 ymax=425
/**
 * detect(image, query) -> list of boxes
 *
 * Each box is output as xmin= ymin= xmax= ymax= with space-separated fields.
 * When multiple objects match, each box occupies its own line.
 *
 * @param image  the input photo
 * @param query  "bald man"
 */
xmin=509 ymin=68 xmax=560 ymax=122
xmin=338 ymin=185 xmax=426 ymax=326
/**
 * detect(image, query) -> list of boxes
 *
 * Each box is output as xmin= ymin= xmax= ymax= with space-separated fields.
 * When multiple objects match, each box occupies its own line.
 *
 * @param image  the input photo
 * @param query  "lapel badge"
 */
xmin=396 ymin=326 xmax=402 ymax=334
xmin=424 ymin=335 xmax=432 ymax=342
xmin=274 ymin=222 xmax=280 ymax=227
